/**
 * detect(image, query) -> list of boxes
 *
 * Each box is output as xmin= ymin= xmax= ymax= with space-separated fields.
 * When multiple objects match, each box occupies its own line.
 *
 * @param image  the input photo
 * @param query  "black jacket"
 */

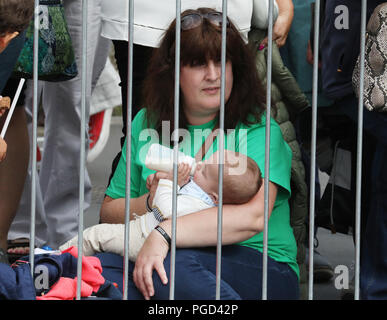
xmin=320 ymin=0 xmax=384 ymax=99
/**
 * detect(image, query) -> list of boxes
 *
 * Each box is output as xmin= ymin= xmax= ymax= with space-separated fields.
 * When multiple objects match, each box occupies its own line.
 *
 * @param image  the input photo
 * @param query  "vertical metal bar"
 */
xmin=354 ymin=0 xmax=367 ymax=301
xmin=262 ymin=0 xmax=274 ymax=301
xmin=169 ymin=0 xmax=181 ymax=300
xmin=123 ymin=0 xmax=134 ymax=300
xmin=29 ymin=0 xmax=40 ymax=275
xmin=215 ymin=0 xmax=227 ymax=301
xmin=76 ymin=0 xmax=88 ymax=300
xmin=308 ymin=0 xmax=321 ymax=301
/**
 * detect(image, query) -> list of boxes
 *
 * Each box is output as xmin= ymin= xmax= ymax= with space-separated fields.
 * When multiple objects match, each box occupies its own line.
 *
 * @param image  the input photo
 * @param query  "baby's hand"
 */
xmin=160 ymin=163 xmax=191 ymax=185
xmin=149 ymin=163 xmax=191 ymax=186
xmin=0 ymin=137 xmax=7 ymax=162
xmin=146 ymin=173 xmax=156 ymax=191
xmin=176 ymin=162 xmax=191 ymax=186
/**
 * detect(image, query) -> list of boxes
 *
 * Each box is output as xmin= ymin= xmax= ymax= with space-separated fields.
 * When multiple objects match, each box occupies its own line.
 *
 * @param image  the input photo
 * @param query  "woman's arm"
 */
xmin=161 ymin=181 xmax=277 ymax=246
xmin=99 ymin=193 xmax=149 ymax=224
xmin=260 ymin=0 xmax=294 ymax=48
xmin=133 ymin=181 xmax=278 ymax=299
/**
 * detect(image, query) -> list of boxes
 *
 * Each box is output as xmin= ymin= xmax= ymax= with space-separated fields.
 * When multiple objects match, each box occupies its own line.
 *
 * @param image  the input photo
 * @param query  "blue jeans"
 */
xmin=96 ymin=245 xmax=299 ymax=300
xmin=336 ymin=94 xmax=387 ymax=299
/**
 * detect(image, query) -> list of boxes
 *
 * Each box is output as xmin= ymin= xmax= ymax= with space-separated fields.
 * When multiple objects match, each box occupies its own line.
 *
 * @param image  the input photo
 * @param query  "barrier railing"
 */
xmin=25 ymin=0 xmax=368 ymax=300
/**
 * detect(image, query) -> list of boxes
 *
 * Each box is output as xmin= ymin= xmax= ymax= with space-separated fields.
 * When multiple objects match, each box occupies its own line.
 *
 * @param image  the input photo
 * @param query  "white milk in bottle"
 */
xmin=145 ymin=143 xmax=197 ymax=175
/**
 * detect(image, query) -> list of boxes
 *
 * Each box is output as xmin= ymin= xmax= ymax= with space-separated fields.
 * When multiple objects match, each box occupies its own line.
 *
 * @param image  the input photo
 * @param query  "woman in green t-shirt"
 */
xmin=99 ymin=7 xmax=299 ymax=300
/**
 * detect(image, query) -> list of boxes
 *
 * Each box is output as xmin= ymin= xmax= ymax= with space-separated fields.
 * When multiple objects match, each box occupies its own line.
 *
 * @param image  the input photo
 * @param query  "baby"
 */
xmin=60 ymin=150 xmax=262 ymax=260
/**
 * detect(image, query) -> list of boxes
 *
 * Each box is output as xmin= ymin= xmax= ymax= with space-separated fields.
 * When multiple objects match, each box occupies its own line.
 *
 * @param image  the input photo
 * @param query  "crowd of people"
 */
xmin=0 ymin=0 xmax=386 ymax=300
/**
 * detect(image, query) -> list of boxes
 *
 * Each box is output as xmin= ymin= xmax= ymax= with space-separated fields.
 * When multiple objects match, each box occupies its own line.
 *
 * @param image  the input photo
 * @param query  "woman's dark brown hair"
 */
xmin=142 ymin=7 xmax=267 ymax=137
xmin=0 ymin=0 xmax=34 ymax=36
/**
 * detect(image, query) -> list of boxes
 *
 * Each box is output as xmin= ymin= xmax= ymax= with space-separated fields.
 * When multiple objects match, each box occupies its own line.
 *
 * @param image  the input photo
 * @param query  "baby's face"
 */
xmin=192 ymin=150 xmax=244 ymax=195
xmin=192 ymin=153 xmax=219 ymax=195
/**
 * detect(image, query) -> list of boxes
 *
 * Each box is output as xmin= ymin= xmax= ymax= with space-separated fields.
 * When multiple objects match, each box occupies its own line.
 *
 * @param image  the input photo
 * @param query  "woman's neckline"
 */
xmin=186 ymin=116 xmax=218 ymax=131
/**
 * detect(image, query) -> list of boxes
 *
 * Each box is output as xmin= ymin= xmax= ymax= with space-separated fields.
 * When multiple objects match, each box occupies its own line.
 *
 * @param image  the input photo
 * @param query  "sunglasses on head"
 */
xmin=181 ymin=11 xmax=230 ymax=31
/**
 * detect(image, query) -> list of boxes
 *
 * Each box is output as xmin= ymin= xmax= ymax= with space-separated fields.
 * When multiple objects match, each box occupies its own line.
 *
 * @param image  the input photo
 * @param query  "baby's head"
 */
xmin=193 ymin=150 xmax=262 ymax=205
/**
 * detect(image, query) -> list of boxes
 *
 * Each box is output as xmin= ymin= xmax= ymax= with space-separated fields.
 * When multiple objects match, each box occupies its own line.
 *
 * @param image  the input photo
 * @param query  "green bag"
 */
xmin=13 ymin=0 xmax=78 ymax=82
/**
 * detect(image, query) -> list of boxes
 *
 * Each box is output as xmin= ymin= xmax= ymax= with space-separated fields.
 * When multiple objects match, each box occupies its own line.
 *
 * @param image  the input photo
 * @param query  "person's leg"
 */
xmin=39 ymin=0 xmax=110 ymax=248
xmin=114 ymin=42 xmax=153 ymax=137
xmin=96 ymin=252 xmax=144 ymax=299
xmin=0 ymin=29 xmax=33 ymax=254
xmin=360 ymin=141 xmax=387 ymax=299
xmin=295 ymin=107 xmax=335 ymax=284
xmin=7 ymin=80 xmax=49 ymax=248
xmin=151 ymin=247 xmax=242 ymax=300
xmin=0 ymin=107 xmax=29 ymax=251
xmin=336 ymin=95 xmax=387 ymax=299
xmin=60 ymin=223 xmax=124 ymax=256
xmin=96 ymin=249 xmax=241 ymax=300
xmin=60 ymin=221 xmax=146 ymax=260
xmin=97 ymin=246 xmax=299 ymax=300
xmin=107 ymin=42 xmax=153 ymax=185
xmin=153 ymin=246 xmax=299 ymax=300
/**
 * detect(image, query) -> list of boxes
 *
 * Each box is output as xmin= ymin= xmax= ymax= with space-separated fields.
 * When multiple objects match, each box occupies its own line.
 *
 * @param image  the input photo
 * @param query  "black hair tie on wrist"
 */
xmin=154 ymin=225 xmax=171 ymax=247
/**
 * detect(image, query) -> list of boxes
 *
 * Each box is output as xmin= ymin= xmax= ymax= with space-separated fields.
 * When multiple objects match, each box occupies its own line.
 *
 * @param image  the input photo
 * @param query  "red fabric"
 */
xmin=88 ymin=111 xmax=104 ymax=148
xmin=37 ymin=246 xmax=105 ymax=300
xmin=36 ymin=277 xmax=93 ymax=300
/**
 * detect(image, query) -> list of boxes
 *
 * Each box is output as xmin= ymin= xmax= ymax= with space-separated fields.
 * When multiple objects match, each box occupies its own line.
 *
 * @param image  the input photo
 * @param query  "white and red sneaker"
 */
xmin=87 ymin=108 xmax=112 ymax=163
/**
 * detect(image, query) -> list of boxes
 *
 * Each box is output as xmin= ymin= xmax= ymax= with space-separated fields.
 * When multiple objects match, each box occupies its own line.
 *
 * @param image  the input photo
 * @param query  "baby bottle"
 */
xmin=145 ymin=143 xmax=197 ymax=175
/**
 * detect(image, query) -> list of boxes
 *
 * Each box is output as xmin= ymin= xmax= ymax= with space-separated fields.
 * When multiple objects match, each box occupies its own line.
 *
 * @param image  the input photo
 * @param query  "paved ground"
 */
xmin=85 ymin=116 xmax=356 ymax=300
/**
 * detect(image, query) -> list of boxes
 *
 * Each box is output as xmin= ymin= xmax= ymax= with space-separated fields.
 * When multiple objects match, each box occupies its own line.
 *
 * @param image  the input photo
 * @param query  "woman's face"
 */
xmin=180 ymin=60 xmax=233 ymax=122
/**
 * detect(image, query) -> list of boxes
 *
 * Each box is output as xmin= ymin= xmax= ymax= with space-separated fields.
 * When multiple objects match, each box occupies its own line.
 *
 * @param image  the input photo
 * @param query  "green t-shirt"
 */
xmin=106 ymin=108 xmax=299 ymax=278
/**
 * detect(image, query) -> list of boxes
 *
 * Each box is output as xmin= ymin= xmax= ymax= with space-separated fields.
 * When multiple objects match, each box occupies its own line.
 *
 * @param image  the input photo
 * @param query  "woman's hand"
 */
xmin=146 ymin=163 xmax=191 ymax=205
xmin=259 ymin=0 xmax=294 ymax=49
xmin=133 ymin=229 xmax=169 ymax=300
xmin=171 ymin=162 xmax=191 ymax=186
xmin=146 ymin=173 xmax=158 ymax=206
xmin=259 ymin=13 xmax=293 ymax=49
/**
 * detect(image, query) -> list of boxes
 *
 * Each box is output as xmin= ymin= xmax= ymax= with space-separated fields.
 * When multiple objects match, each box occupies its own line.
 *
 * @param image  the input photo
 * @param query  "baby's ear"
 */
xmin=209 ymin=191 xmax=219 ymax=205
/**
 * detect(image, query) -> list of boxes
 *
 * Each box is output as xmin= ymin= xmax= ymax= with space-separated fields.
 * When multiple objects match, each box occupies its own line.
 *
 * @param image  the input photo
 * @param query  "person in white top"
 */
xmin=100 ymin=0 xmax=293 ymax=47
xmin=60 ymin=150 xmax=262 ymax=261
xmin=102 ymin=0 xmax=253 ymax=45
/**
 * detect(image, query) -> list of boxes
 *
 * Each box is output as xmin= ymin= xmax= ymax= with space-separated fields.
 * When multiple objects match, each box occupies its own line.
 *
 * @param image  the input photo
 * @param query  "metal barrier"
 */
xmin=25 ymin=0 xmax=368 ymax=300
xmin=29 ymin=0 xmax=38 ymax=278
xmin=354 ymin=0 xmax=367 ymax=301
xmin=308 ymin=0 xmax=320 ymax=300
